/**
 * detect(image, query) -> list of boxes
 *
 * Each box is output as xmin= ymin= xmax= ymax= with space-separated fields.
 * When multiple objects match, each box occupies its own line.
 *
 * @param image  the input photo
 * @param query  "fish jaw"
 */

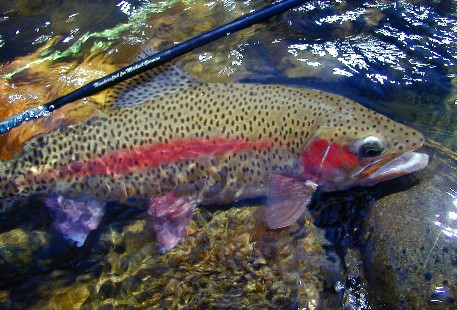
xmin=352 ymin=151 xmax=428 ymax=187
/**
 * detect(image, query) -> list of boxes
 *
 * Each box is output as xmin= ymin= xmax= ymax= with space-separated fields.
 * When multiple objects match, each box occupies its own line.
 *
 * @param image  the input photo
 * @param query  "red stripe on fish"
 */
xmin=37 ymin=138 xmax=274 ymax=181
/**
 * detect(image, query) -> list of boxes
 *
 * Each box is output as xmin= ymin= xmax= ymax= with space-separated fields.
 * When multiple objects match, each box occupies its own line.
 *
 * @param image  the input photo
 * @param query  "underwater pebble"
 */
xmin=0 ymin=203 xmax=341 ymax=308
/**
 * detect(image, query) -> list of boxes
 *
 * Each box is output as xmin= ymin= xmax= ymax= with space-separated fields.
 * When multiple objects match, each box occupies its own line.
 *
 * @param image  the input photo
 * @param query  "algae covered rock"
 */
xmin=361 ymin=140 xmax=457 ymax=309
xmin=0 ymin=201 xmax=343 ymax=309
xmin=0 ymin=229 xmax=46 ymax=268
xmin=80 ymin=205 xmax=343 ymax=309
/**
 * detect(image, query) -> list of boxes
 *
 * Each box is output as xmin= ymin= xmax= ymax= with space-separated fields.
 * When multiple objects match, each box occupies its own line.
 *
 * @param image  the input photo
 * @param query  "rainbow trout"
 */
xmin=0 ymin=48 xmax=428 ymax=249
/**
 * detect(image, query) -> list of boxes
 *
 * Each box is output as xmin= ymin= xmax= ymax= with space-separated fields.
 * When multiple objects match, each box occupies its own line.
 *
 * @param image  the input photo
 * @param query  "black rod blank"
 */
xmin=0 ymin=0 xmax=306 ymax=134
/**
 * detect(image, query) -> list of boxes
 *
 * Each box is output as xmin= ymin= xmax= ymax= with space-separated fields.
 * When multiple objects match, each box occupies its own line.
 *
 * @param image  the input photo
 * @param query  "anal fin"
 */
xmin=265 ymin=174 xmax=317 ymax=229
xmin=148 ymin=193 xmax=197 ymax=252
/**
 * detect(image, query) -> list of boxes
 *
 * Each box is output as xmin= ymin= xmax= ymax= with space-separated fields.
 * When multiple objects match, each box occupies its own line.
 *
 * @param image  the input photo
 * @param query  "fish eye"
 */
xmin=357 ymin=136 xmax=385 ymax=158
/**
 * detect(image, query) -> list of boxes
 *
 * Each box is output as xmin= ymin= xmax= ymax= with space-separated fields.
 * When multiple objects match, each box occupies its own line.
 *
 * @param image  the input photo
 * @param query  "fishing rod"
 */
xmin=0 ymin=0 xmax=306 ymax=135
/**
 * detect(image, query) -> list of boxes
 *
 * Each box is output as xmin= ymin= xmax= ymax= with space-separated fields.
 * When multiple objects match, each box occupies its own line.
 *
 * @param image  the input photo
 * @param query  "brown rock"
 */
xmin=362 ymin=140 xmax=457 ymax=309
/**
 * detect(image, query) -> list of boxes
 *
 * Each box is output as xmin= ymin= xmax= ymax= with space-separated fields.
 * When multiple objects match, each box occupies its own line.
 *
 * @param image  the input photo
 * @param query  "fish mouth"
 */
xmin=355 ymin=151 xmax=429 ymax=186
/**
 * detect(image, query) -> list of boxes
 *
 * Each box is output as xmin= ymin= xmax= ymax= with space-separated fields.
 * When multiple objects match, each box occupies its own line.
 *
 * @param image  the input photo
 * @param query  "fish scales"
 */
xmin=2 ymin=84 xmax=335 ymax=202
xmin=0 ymin=48 xmax=428 ymax=248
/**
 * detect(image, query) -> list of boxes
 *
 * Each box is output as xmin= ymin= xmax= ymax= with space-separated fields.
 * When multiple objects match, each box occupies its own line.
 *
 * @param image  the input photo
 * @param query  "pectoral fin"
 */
xmin=265 ymin=174 xmax=317 ymax=229
xmin=148 ymin=193 xmax=197 ymax=252
xmin=45 ymin=195 xmax=105 ymax=247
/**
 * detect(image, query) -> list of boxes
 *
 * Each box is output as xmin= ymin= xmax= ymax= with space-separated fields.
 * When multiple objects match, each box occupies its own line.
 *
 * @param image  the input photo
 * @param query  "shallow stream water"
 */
xmin=0 ymin=0 xmax=456 ymax=308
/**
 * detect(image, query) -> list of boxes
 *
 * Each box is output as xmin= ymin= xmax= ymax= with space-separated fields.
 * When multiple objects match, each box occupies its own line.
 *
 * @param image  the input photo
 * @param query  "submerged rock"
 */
xmin=361 ymin=140 xmax=457 ymax=309
xmin=0 ymin=202 xmax=343 ymax=309
xmin=0 ymin=229 xmax=46 ymax=271
xmin=88 ymin=206 xmax=342 ymax=309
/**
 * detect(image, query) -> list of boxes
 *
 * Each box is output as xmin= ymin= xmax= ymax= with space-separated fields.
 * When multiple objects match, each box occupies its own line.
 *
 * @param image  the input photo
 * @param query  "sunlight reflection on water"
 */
xmin=436 ymin=188 xmax=457 ymax=239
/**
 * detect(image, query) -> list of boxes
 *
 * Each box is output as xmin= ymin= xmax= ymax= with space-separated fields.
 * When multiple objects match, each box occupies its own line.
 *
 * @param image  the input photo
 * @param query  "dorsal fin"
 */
xmin=106 ymin=46 xmax=201 ymax=108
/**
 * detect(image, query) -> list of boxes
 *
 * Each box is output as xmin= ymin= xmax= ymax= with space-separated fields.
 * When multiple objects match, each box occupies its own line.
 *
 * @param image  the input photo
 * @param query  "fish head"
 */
xmin=300 ymin=110 xmax=428 ymax=192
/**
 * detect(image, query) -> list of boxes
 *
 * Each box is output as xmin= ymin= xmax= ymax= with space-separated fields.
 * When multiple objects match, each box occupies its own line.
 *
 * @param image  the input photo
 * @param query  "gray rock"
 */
xmin=362 ymin=140 xmax=457 ymax=309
